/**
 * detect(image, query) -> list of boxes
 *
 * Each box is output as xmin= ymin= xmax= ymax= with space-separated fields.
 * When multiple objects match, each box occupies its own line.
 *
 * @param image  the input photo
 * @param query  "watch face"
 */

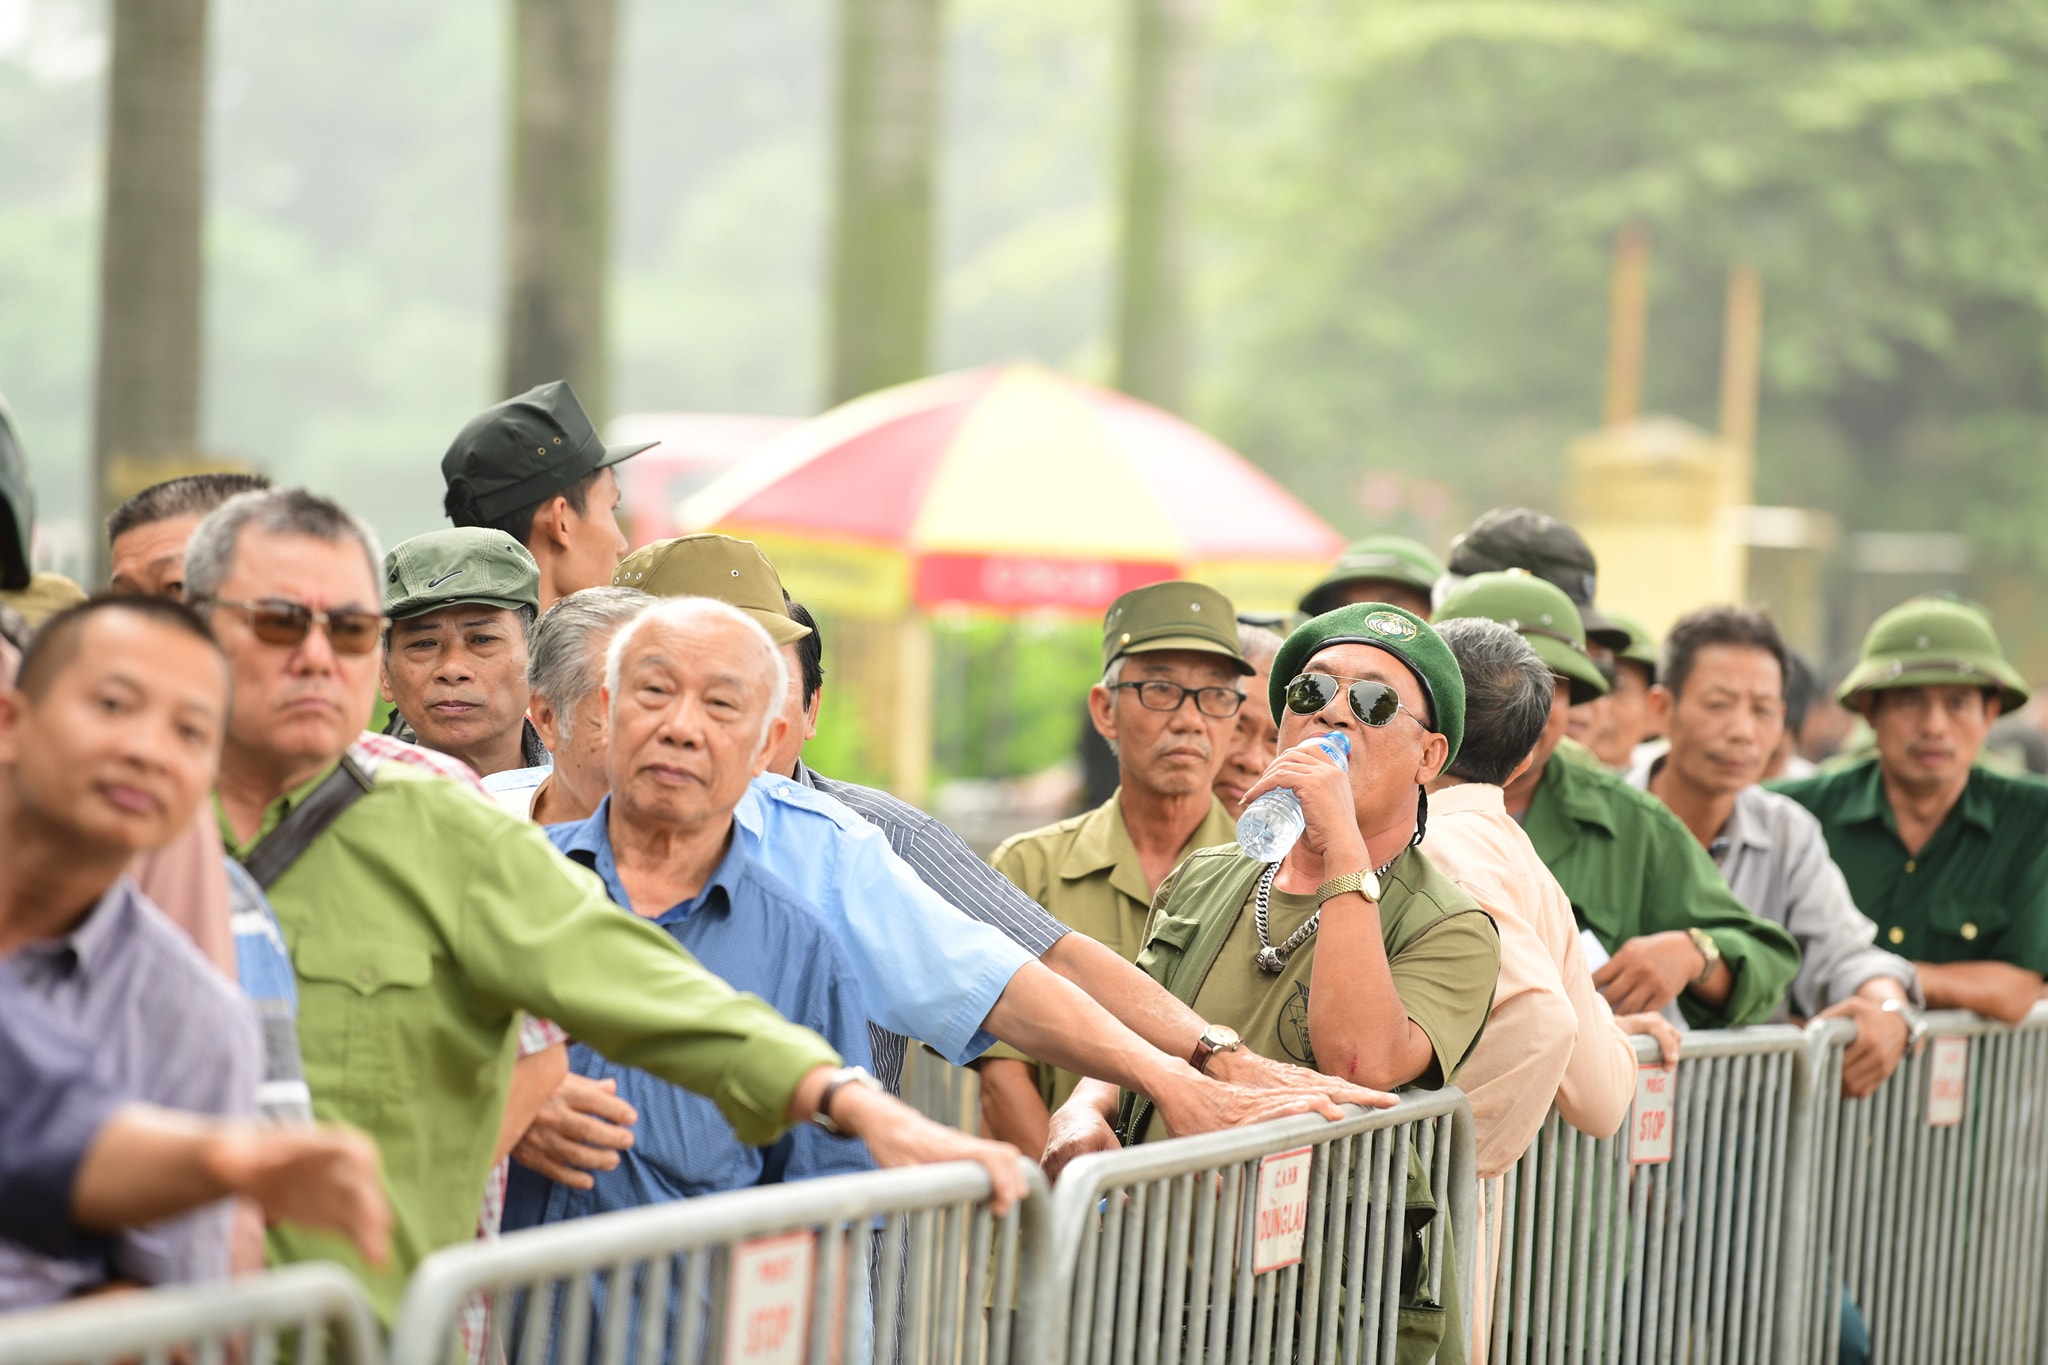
xmin=1204 ymin=1025 xmax=1242 ymax=1050
xmin=1362 ymin=871 xmax=1382 ymax=902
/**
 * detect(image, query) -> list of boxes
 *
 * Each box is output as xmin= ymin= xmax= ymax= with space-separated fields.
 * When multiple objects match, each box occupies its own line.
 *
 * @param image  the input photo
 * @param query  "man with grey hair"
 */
xmin=488 ymin=586 xmax=647 ymax=822
xmin=1213 ymin=620 xmax=1285 ymax=814
xmin=184 ymin=488 xmax=1025 ymax=1322
xmin=505 ymin=597 xmax=901 ymax=1233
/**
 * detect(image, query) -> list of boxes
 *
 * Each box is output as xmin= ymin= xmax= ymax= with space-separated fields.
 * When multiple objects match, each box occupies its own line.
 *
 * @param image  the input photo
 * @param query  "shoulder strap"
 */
xmin=240 ymin=755 xmax=377 ymax=891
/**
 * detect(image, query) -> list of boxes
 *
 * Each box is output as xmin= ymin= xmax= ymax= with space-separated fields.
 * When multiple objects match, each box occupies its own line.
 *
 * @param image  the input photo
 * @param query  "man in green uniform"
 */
xmin=1436 ymin=573 xmax=1798 ymax=1027
xmin=1297 ymin=534 xmax=1446 ymax=620
xmin=1774 ymin=597 xmax=2048 ymax=1026
xmin=182 ymin=487 xmax=1024 ymax=1319
xmin=985 ymin=582 xmax=1251 ymax=1133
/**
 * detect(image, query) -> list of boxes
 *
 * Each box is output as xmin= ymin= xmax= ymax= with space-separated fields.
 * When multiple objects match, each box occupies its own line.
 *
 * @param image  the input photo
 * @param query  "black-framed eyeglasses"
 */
xmin=196 ymin=596 xmax=387 ymax=656
xmin=1109 ymin=679 xmax=1245 ymax=719
xmin=1283 ymin=671 xmax=1426 ymax=730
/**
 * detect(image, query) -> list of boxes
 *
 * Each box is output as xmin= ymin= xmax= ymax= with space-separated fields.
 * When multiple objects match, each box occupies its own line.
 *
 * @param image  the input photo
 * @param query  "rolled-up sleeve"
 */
xmin=0 ymin=973 xmax=124 ymax=1261
xmin=456 ymin=827 xmax=841 ymax=1148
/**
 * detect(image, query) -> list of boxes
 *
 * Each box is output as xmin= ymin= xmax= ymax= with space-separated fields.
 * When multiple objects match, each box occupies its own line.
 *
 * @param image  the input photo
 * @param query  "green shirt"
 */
xmin=987 ymin=790 xmax=1240 ymax=1109
xmin=1771 ymin=758 xmax=2048 ymax=972
xmin=1523 ymin=753 xmax=1799 ymax=1028
xmin=219 ymin=761 xmax=840 ymax=1320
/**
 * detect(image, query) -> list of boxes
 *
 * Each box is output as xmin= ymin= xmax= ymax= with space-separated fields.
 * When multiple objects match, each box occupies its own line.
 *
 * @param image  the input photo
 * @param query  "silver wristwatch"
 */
xmin=812 ymin=1066 xmax=883 ymax=1135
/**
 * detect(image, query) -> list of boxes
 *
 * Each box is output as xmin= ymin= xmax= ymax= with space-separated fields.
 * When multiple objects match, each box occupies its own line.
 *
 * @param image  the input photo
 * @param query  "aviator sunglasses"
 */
xmin=1283 ymin=671 xmax=1426 ymax=730
xmin=197 ymin=597 xmax=386 ymax=656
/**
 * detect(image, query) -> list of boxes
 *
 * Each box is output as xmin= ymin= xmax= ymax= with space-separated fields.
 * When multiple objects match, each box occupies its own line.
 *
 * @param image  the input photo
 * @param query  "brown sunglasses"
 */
xmin=198 ymin=596 xmax=386 ymax=656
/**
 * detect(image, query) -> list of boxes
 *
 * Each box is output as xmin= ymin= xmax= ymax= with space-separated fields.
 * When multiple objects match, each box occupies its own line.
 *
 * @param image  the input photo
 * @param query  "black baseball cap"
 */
xmin=0 ymin=398 xmax=33 ymax=591
xmin=441 ymin=381 xmax=656 ymax=526
xmin=1445 ymin=506 xmax=1632 ymax=652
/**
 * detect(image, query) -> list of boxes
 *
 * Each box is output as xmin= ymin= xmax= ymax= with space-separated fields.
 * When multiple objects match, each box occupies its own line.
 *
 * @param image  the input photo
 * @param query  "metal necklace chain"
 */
xmin=1253 ymin=853 xmax=1401 ymax=974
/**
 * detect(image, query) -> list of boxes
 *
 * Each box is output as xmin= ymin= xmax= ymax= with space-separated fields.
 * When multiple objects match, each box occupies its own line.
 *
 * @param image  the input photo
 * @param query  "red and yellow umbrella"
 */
xmin=680 ymin=364 xmax=1343 ymax=618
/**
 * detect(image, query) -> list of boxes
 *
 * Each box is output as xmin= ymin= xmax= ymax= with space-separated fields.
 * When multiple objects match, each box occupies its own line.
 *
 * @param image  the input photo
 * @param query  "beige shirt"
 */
xmin=1420 ymin=782 xmax=1636 ymax=1179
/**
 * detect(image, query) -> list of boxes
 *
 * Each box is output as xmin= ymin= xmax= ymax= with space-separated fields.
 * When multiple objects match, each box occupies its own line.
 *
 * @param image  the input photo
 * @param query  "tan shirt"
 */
xmin=129 ymin=805 xmax=237 ymax=980
xmin=1421 ymin=782 xmax=1635 ymax=1179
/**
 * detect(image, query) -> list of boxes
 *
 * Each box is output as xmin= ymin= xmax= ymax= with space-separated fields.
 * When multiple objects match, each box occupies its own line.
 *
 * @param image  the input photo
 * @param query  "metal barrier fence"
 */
xmin=1477 ymin=1025 xmax=1809 ymax=1365
xmin=1797 ymin=1004 xmax=2048 ymax=1365
xmin=901 ymin=1044 xmax=981 ymax=1131
xmin=0 ymin=1262 xmax=382 ymax=1365
xmin=1042 ymin=1092 xmax=1476 ymax=1365
xmin=387 ymin=1157 xmax=1050 ymax=1365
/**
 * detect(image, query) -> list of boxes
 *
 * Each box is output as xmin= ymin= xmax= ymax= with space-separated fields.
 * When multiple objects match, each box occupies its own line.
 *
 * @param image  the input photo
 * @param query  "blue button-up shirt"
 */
xmin=503 ymin=801 xmax=875 ymax=1232
xmin=728 ymin=775 xmax=1032 ymax=1074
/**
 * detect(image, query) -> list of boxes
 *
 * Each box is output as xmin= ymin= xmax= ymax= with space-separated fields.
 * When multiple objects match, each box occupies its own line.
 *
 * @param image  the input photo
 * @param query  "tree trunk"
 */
xmin=1112 ymin=0 xmax=1203 ymax=414
xmin=92 ymin=0 xmax=209 ymax=547
xmin=501 ymin=0 xmax=618 ymax=419
xmin=826 ymin=0 xmax=944 ymax=407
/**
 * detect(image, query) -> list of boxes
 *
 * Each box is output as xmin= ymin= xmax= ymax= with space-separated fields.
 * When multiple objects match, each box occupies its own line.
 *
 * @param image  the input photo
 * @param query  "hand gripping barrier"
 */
xmin=1041 ymin=1092 xmax=1476 ymax=1365
xmin=0 ymin=1262 xmax=382 ymax=1365
xmin=387 ymin=1157 xmax=1050 ymax=1365
xmin=1794 ymin=1002 xmax=2048 ymax=1365
xmin=1477 ymin=1025 xmax=1809 ymax=1364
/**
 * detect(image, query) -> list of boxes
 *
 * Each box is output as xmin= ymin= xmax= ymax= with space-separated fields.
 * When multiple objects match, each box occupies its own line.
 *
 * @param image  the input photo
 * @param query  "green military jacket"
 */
xmin=1771 ymin=758 xmax=2048 ymax=973
xmin=1523 ymin=753 xmax=1800 ymax=1027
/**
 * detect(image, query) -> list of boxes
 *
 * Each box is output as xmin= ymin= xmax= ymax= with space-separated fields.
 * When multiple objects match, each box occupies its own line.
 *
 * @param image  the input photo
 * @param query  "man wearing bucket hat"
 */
xmin=1436 ymin=572 xmax=1797 ymax=1027
xmin=1775 ymin=597 xmax=2048 ymax=1026
xmin=378 ymin=527 xmax=552 ymax=781
xmin=1297 ymin=534 xmax=1445 ymax=620
xmin=442 ymin=381 xmax=654 ymax=610
xmin=986 ymin=583 xmax=1255 ymax=1137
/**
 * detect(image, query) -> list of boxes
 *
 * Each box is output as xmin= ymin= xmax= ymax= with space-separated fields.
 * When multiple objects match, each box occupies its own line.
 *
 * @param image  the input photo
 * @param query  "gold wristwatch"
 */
xmin=1315 ymin=868 xmax=1381 ymax=906
xmin=1686 ymin=927 xmax=1722 ymax=985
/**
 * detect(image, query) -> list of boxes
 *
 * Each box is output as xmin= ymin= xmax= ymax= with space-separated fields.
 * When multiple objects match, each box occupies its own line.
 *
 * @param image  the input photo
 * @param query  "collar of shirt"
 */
xmin=1529 ymin=752 xmax=1620 ymax=842
xmin=555 ymin=796 xmax=744 ymax=928
xmin=1830 ymin=755 xmax=1996 ymax=843
xmin=10 ymin=877 xmax=141 ymax=983
xmin=1424 ymin=782 xmax=1507 ymax=818
xmin=213 ymin=761 xmax=341 ymax=859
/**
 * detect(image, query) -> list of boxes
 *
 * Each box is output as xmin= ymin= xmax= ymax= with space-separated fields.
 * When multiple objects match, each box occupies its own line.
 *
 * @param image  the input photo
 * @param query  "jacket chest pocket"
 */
xmin=295 ymin=939 xmax=436 ymax=1107
xmin=1925 ymin=898 xmax=2009 ymax=956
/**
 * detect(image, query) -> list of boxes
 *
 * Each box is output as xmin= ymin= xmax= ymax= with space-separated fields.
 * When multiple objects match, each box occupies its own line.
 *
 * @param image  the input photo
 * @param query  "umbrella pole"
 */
xmin=889 ymin=614 xmax=933 ymax=806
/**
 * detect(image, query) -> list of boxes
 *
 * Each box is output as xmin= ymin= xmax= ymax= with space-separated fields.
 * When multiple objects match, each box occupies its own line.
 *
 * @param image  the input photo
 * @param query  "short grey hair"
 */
xmin=528 ymin=587 xmax=649 ymax=715
xmin=604 ymin=596 xmax=789 ymax=753
xmin=184 ymin=488 xmax=384 ymax=610
xmin=1237 ymin=622 xmax=1283 ymax=671
xmin=1436 ymin=617 xmax=1555 ymax=787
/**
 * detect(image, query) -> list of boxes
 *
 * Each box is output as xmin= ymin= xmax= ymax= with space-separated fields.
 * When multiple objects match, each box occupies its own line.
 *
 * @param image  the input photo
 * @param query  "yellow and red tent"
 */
xmin=680 ymin=363 xmax=1342 ymax=618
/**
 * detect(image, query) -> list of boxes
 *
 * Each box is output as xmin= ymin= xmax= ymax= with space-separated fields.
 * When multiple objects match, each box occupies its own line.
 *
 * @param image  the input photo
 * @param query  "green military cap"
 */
xmin=441 ymin=380 xmax=656 ymax=526
xmin=1605 ymin=609 xmax=1659 ymax=679
xmin=612 ymin=533 xmax=811 ymax=646
xmin=1434 ymin=569 xmax=1610 ymax=705
xmin=1271 ymin=602 xmax=1467 ymax=768
xmin=0 ymin=397 xmax=34 ymax=590
xmin=1297 ymin=535 xmax=1446 ymax=616
xmin=1446 ymin=507 xmax=1632 ymax=652
xmin=0 ymin=572 xmax=86 ymax=629
xmin=384 ymin=527 xmax=540 ymax=621
xmin=1837 ymin=596 xmax=2029 ymax=713
xmin=1102 ymin=581 xmax=1252 ymax=675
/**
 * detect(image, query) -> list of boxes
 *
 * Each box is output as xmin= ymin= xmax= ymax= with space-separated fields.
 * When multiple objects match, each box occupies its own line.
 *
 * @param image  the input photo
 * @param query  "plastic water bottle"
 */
xmin=1235 ymin=731 xmax=1351 ymax=862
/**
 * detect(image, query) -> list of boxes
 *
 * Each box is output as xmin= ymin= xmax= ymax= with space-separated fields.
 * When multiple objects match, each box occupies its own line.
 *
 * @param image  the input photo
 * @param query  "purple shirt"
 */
xmin=0 ymin=878 xmax=262 ymax=1308
xmin=0 ymin=963 xmax=124 ymax=1261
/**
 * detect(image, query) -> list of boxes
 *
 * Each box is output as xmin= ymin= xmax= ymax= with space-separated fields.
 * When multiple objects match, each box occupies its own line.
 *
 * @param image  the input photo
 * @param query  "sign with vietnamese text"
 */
xmin=1252 ymin=1146 xmax=1316 ymax=1275
xmin=723 ymin=1231 xmax=816 ymax=1365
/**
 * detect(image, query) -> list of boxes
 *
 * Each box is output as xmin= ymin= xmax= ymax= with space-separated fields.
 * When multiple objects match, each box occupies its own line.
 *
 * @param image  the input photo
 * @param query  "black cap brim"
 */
xmin=595 ymin=439 xmax=658 ymax=472
xmin=1578 ymin=602 xmax=1632 ymax=653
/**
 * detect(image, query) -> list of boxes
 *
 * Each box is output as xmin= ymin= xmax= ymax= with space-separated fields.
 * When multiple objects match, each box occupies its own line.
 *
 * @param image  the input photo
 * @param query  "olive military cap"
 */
xmin=384 ymin=527 xmax=540 ymax=621
xmin=1270 ymin=602 xmax=1467 ymax=768
xmin=0 ymin=398 xmax=33 ymax=590
xmin=613 ymin=534 xmax=811 ymax=646
xmin=1606 ymin=609 xmax=1659 ymax=680
xmin=1837 ymin=596 xmax=2029 ymax=713
xmin=1102 ymin=581 xmax=1252 ymax=675
xmin=1434 ymin=569 xmax=1610 ymax=705
xmin=441 ymin=381 xmax=655 ymax=526
xmin=1297 ymin=535 xmax=1446 ymax=616
xmin=1447 ymin=507 xmax=1632 ymax=652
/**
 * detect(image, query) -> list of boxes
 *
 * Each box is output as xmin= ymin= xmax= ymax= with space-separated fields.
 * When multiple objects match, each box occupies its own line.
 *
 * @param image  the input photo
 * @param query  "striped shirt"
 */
xmin=793 ymin=762 xmax=1069 ymax=1092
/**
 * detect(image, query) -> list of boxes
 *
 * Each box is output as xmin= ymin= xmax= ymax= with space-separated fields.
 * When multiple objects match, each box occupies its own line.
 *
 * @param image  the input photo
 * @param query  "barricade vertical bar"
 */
xmin=1295 ymin=1145 xmax=1333 ymax=1365
xmin=1135 ymin=1181 xmax=1168 ymax=1365
xmin=1157 ymin=1174 xmax=1194 ymax=1365
xmin=1112 ymin=1182 xmax=1148 ymax=1365
xmin=1185 ymin=1158 xmax=1219 ymax=1365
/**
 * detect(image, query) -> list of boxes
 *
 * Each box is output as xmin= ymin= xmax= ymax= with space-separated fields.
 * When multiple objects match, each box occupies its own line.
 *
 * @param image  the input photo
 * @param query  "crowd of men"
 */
xmin=2 ymin=379 xmax=2045 ymax=1365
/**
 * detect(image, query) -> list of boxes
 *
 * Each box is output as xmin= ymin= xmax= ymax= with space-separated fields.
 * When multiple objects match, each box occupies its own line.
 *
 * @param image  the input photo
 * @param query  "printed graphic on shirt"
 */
xmin=1280 ymin=981 xmax=1315 ymax=1066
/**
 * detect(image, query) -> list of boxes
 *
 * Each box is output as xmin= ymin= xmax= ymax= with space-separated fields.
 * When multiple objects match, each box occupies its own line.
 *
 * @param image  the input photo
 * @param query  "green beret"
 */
xmin=1270 ymin=602 xmax=1465 ymax=770
xmin=1838 ymin=596 xmax=2029 ymax=713
xmin=384 ymin=527 xmax=540 ymax=621
xmin=1297 ymin=535 xmax=1446 ymax=616
xmin=1434 ymin=570 xmax=1610 ymax=705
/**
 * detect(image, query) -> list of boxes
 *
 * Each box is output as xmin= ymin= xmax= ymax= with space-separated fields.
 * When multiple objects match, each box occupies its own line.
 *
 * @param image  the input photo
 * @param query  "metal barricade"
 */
xmin=1797 ymin=1003 xmax=2048 ymax=1365
xmin=387 ymin=1157 xmax=1050 ymax=1365
xmin=0 ymin=1262 xmax=381 ymax=1365
xmin=1478 ymin=1025 xmax=1810 ymax=1364
xmin=1041 ymin=1092 xmax=1476 ymax=1365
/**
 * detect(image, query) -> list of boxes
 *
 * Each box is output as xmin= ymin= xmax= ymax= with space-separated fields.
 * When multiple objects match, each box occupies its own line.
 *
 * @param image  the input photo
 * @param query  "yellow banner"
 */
xmin=718 ymin=527 xmax=910 ymax=620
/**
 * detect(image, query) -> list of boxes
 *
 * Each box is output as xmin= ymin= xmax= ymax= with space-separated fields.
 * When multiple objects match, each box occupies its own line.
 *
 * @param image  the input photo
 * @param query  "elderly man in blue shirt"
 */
xmin=505 ymin=595 xmax=879 ymax=1227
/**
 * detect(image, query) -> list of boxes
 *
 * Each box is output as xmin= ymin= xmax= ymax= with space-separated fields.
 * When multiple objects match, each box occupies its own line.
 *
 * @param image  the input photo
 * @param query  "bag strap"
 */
xmin=240 ymin=754 xmax=377 ymax=891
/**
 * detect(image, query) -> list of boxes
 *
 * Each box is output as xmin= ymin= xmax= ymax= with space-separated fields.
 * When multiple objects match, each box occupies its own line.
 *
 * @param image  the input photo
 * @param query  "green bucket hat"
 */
xmin=1270 ymin=602 xmax=1466 ymax=769
xmin=1837 ymin=596 xmax=2030 ymax=713
xmin=384 ymin=527 xmax=541 ymax=621
xmin=0 ymin=397 xmax=33 ymax=591
xmin=613 ymin=533 xmax=811 ymax=646
xmin=1102 ymin=581 xmax=1253 ymax=675
xmin=1605 ymin=609 xmax=1659 ymax=680
xmin=1434 ymin=570 xmax=1610 ymax=705
xmin=1297 ymin=535 xmax=1446 ymax=616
